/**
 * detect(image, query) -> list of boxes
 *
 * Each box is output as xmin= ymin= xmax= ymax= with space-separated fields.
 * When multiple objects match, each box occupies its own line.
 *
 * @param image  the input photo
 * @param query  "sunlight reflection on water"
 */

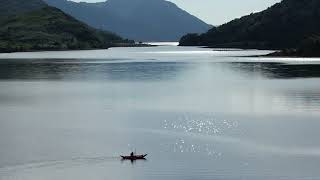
xmin=161 ymin=114 xmax=239 ymax=157
xmin=1 ymin=46 xmax=320 ymax=180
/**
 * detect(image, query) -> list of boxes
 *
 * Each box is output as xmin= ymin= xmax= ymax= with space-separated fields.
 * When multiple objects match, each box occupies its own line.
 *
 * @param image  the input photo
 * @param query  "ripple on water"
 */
xmin=162 ymin=113 xmax=239 ymax=157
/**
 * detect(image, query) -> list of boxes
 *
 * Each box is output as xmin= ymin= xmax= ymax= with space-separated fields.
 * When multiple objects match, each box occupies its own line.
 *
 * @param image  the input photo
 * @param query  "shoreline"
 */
xmin=180 ymin=44 xmax=320 ymax=58
xmin=1 ymin=46 xmax=320 ymax=61
xmin=0 ymin=43 xmax=155 ymax=54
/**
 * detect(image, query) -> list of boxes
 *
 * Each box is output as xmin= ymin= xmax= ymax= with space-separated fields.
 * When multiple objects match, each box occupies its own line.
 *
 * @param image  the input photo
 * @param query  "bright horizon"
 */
xmin=70 ymin=0 xmax=281 ymax=25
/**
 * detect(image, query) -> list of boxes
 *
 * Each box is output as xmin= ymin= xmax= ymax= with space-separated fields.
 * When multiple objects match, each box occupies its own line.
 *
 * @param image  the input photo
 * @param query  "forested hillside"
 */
xmin=180 ymin=0 xmax=320 ymax=51
xmin=0 ymin=0 xmax=131 ymax=53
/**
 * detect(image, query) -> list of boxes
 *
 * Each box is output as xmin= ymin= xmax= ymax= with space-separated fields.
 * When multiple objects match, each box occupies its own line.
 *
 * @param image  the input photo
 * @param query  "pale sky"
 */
xmin=71 ymin=0 xmax=282 ymax=25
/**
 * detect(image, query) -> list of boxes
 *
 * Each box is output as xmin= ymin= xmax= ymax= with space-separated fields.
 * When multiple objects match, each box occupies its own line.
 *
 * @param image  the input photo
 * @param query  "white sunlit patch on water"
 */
xmin=162 ymin=114 xmax=239 ymax=157
xmin=237 ymin=57 xmax=320 ymax=63
xmin=142 ymin=50 xmax=216 ymax=54
xmin=146 ymin=42 xmax=179 ymax=46
xmin=0 ymin=46 xmax=273 ymax=60
xmin=158 ymin=113 xmax=320 ymax=158
xmin=30 ymin=59 xmax=159 ymax=64
xmin=163 ymin=115 xmax=238 ymax=135
xmin=171 ymin=139 xmax=223 ymax=158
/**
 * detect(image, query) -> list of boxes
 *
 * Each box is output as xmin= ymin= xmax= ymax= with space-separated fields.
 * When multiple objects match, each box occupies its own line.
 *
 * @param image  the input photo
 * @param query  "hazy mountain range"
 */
xmin=0 ymin=0 xmax=131 ymax=53
xmin=180 ymin=0 xmax=320 ymax=52
xmin=1 ymin=0 xmax=319 ymax=56
xmin=43 ymin=0 xmax=212 ymax=41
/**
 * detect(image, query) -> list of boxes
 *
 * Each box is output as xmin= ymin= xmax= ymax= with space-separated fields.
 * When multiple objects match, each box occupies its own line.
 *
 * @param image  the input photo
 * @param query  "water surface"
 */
xmin=1 ymin=46 xmax=320 ymax=180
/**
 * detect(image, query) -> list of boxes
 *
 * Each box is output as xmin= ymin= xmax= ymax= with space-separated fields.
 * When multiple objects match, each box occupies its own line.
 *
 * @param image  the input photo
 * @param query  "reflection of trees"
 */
xmin=0 ymin=60 xmax=68 ymax=80
xmin=283 ymin=90 xmax=320 ymax=110
xmin=220 ymin=62 xmax=320 ymax=110
xmin=223 ymin=62 xmax=320 ymax=79
xmin=0 ymin=60 xmax=189 ymax=81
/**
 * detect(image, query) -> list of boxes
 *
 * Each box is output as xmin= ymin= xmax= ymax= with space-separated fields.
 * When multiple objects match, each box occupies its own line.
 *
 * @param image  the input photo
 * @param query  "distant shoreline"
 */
xmin=202 ymin=46 xmax=320 ymax=58
xmin=255 ymin=51 xmax=320 ymax=58
xmin=0 ymin=43 xmax=155 ymax=54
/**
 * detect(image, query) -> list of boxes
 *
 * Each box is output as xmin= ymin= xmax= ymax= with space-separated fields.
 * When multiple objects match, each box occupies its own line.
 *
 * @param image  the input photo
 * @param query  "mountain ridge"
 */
xmin=0 ymin=0 xmax=132 ymax=53
xmin=44 ymin=0 xmax=211 ymax=41
xmin=179 ymin=0 xmax=320 ymax=51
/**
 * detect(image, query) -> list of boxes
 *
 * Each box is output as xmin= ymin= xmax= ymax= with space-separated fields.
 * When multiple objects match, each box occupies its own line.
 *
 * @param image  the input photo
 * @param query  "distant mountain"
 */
xmin=0 ymin=0 xmax=130 ymax=53
xmin=44 ymin=0 xmax=211 ymax=41
xmin=179 ymin=0 xmax=320 ymax=50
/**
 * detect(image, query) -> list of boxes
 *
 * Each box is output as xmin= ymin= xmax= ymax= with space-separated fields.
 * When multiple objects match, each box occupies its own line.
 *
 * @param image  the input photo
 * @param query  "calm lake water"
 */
xmin=1 ymin=45 xmax=320 ymax=180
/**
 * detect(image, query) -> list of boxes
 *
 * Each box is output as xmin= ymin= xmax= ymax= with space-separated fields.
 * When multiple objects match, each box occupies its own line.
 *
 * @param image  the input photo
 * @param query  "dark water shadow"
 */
xmin=0 ymin=59 xmax=191 ymax=81
xmin=221 ymin=62 xmax=320 ymax=79
xmin=120 ymin=158 xmax=147 ymax=165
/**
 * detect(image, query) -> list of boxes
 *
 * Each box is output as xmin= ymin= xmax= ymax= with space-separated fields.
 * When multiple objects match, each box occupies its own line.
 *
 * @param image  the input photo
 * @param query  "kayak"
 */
xmin=121 ymin=154 xmax=147 ymax=160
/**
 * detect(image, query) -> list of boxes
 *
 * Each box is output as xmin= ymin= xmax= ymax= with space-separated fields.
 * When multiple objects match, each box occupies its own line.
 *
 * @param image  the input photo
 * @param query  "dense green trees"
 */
xmin=179 ymin=0 xmax=320 ymax=56
xmin=297 ymin=35 xmax=320 ymax=57
xmin=268 ymin=35 xmax=320 ymax=57
xmin=0 ymin=0 xmax=132 ymax=53
xmin=0 ymin=0 xmax=46 ymax=16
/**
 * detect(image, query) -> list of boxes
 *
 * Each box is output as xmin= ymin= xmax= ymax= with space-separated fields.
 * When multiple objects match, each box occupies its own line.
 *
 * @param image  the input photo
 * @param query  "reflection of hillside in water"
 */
xmin=0 ymin=60 xmax=190 ymax=81
xmin=223 ymin=62 xmax=320 ymax=79
xmin=221 ymin=62 xmax=320 ymax=112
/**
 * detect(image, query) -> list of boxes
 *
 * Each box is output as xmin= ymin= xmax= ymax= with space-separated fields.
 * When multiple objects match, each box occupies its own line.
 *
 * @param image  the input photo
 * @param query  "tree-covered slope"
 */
xmin=44 ymin=0 xmax=211 ymax=41
xmin=268 ymin=34 xmax=320 ymax=57
xmin=0 ymin=1 xmax=130 ymax=53
xmin=180 ymin=0 xmax=320 ymax=50
xmin=0 ymin=0 xmax=46 ymax=16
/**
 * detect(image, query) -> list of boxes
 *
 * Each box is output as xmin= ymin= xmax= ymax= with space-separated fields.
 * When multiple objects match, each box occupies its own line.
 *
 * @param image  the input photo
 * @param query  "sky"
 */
xmin=71 ymin=0 xmax=282 ymax=25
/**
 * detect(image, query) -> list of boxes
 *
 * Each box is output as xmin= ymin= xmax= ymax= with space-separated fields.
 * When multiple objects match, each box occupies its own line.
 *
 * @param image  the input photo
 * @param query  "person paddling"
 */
xmin=121 ymin=153 xmax=147 ymax=160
